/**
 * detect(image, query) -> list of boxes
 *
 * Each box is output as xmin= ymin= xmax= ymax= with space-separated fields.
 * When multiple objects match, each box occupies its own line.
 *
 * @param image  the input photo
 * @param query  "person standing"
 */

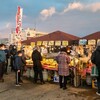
xmin=20 ymin=50 xmax=26 ymax=83
xmin=4 ymin=46 xmax=10 ymax=75
xmin=10 ymin=45 xmax=17 ymax=71
xmin=32 ymin=47 xmax=45 ymax=84
xmin=0 ymin=44 xmax=6 ymax=82
xmin=14 ymin=51 xmax=23 ymax=86
xmin=91 ymin=42 xmax=100 ymax=96
xmin=56 ymin=47 xmax=70 ymax=90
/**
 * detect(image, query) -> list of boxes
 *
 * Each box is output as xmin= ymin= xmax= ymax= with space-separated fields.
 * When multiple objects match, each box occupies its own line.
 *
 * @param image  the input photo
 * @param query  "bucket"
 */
xmin=43 ymin=70 xmax=48 ymax=81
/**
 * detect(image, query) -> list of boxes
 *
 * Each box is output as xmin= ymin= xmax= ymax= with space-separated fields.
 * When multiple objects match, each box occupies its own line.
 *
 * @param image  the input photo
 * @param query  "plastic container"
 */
xmin=43 ymin=70 xmax=48 ymax=81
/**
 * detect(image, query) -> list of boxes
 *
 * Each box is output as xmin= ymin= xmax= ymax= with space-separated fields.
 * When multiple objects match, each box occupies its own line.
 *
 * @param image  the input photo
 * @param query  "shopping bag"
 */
xmin=91 ymin=66 xmax=98 ymax=77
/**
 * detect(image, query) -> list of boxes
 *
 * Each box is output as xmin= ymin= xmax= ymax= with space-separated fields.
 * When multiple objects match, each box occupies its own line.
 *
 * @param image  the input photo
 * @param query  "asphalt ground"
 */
xmin=0 ymin=71 xmax=100 ymax=100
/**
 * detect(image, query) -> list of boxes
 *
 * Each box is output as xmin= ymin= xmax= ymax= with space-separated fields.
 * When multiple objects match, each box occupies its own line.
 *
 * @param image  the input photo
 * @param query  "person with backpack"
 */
xmin=91 ymin=41 xmax=100 ymax=96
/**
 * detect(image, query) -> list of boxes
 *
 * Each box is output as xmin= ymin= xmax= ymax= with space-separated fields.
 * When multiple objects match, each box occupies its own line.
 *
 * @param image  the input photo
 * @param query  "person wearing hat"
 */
xmin=91 ymin=41 xmax=100 ymax=95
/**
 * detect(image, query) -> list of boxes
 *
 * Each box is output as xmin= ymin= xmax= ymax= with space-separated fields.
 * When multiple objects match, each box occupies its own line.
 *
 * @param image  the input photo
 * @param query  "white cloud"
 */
xmin=63 ymin=2 xmax=100 ymax=13
xmin=87 ymin=3 xmax=100 ymax=12
xmin=40 ymin=7 xmax=56 ymax=20
xmin=63 ymin=2 xmax=83 ymax=13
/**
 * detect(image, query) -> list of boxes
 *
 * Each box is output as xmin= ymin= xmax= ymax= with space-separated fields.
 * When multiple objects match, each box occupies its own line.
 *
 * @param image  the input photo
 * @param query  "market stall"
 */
xmin=22 ymin=31 xmax=100 ymax=88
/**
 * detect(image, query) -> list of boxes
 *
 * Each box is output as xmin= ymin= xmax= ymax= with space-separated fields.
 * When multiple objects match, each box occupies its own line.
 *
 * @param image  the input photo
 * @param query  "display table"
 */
xmin=25 ymin=64 xmax=81 ymax=87
xmin=26 ymin=64 xmax=33 ymax=68
xmin=43 ymin=65 xmax=58 ymax=71
xmin=25 ymin=64 xmax=58 ymax=81
xmin=26 ymin=64 xmax=58 ymax=71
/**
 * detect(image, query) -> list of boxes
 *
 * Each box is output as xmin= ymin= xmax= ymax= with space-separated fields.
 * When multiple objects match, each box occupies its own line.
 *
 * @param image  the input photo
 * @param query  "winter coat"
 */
xmin=91 ymin=46 xmax=100 ymax=67
xmin=14 ymin=56 xmax=23 ymax=70
xmin=21 ymin=51 xmax=26 ymax=67
xmin=56 ymin=52 xmax=70 ymax=76
xmin=32 ymin=50 xmax=42 ymax=71
xmin=0 ymin=50 xmax=6 ymax=63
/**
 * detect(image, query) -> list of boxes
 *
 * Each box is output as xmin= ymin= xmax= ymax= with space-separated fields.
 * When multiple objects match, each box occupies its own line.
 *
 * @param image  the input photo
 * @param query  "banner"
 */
xmin=16 ymin=6 xmax=23 ymax=35
xmin=88 ymin=40 xmax=96 ymax=45
xmin=62 ymin=41 xmax=68 ymax=46
xmin=55 ymin=41 xmax=61 ymax=46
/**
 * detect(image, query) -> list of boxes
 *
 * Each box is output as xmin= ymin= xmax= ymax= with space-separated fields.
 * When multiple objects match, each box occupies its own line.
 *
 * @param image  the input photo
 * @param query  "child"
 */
xmin=14 ymin=51 xmax=23 ymax=86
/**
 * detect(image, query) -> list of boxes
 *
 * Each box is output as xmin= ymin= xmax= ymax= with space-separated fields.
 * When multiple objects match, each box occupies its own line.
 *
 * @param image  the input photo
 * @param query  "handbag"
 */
xmin=91 ymin=66 xmax=98 ymax=77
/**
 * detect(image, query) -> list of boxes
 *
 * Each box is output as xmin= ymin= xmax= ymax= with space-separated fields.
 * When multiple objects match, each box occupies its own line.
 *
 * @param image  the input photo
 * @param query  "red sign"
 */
xmin=16 ymin=6 xmax=23 ymax=35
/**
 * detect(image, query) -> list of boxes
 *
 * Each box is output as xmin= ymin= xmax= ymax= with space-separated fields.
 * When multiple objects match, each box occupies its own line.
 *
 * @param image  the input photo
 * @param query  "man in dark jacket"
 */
xmin=10 ymin=45 xmax=17 ymax=71
xmin=91 ymin=42 xmax=100 ymax=95
xmin=20 ymin=50 xmax=26 ymax=82
xmin=0 ymin=44 xmax=6 ymax=82
xmin=4 ymin=46 xmax=10 ymax=75
xmin=14 ymin=51 xmax=23 ymax=86
xmin=32 ymin=47 xmax=44 ymax=84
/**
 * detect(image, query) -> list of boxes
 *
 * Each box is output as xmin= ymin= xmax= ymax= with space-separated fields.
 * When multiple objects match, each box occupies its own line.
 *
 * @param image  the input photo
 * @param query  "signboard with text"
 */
xmin=31 ymin=42 xmax=35 ymax=47
xmin=42 ymin=41 xmax=48 ymax=46
xmin=55 ymin=41 xmax=61 ymax=46
xmin=79 ymin=39 xmax=87 ymax=45
xmin=48 ymin=41 xmax=54 ymax=46
xmin=88 ymin=40 xmax=96 ymax=45
xmin=37 ymin=41 xmax=42 ymax=46
xmin=97 ymin=39 xmax=100 ymax=44
xmin=62 ymin=41 xmax=68 ymax=46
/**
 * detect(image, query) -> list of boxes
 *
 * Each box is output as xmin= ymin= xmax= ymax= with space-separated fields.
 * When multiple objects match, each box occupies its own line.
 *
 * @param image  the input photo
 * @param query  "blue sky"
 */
xmin=0 ymin=0 xmax=100 ymax=38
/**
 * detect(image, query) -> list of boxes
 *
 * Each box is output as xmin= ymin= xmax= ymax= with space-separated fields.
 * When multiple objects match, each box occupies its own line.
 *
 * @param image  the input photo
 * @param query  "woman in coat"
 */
xmin=57 ymin=47 xmax=70 ymax=90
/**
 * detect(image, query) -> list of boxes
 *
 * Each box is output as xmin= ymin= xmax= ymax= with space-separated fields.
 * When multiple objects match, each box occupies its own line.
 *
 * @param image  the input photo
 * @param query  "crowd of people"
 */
xmin=0 ymin=44 xmax=26 ymax=86
xmin=0 ymin=42 xmax=100 ymax=95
